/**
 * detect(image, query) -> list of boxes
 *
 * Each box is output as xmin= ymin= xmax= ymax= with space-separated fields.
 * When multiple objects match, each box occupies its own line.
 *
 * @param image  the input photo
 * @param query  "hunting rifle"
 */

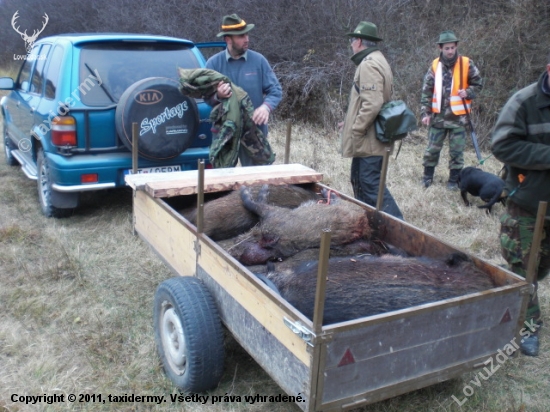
xmin=462 ymin=97 xmax=482 ymax=162
xmin=458 ymin=56 xmax=482 ymax=162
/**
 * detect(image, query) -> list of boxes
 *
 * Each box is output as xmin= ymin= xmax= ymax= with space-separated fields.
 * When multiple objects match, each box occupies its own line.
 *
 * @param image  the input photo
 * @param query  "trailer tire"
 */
xmin=154 ymin=276 xmax=224 ymax=392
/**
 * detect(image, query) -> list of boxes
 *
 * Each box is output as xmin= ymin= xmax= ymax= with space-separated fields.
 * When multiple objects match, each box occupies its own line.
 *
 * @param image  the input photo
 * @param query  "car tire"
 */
xmin=116 ymin=77 xmax=199 ymax=161
xmin=153 ymin=276 xmax=224 ymax=393
xmin=37 ymin=148 xmax=73 ymax=218
xmin=3 ymin=128 xmax=18 ymax=166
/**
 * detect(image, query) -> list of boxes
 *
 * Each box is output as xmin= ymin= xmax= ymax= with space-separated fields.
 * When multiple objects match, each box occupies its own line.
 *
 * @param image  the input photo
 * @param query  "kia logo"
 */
xmin=134 ymin=89 xmax=163 ymax=105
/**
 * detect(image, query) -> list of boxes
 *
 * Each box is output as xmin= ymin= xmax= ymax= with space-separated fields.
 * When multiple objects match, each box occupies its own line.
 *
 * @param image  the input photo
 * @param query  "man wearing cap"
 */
xmin=420 ymin=30 xmax=483 ymax=190
xmin=206 ymin=14 xmax=282 ymax=166
xmin=340 ymin=21 xmax=404 ymax=220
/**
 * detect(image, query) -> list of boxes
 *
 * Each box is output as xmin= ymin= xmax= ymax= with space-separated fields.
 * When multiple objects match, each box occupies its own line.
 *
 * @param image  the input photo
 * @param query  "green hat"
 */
xmin=346 ymin=21 xmax=383 ymax=42
xmin=437 ymin=30 xmax=459 ymax=44
xmin=216 ymin=14 xmax=255 ymax=37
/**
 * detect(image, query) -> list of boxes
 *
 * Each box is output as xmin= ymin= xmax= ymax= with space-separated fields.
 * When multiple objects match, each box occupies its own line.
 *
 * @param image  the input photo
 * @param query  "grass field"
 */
xmin=0 ymin=118 xmax=548 ymax=412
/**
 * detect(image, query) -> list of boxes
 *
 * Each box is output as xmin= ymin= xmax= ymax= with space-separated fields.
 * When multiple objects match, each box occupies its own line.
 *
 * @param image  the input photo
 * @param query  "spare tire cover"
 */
xmin=116 ymin=77 xmax=199 ymax=161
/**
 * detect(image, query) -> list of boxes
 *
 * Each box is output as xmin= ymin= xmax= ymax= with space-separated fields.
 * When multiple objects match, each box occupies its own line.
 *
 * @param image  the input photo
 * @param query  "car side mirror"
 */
xmin=0 ymin=77 xmax=15 ymax=90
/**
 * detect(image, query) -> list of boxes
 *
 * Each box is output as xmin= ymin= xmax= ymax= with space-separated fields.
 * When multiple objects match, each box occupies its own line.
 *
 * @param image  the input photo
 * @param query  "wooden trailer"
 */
xmin=125 ymin=164 xmax=531 ymax=412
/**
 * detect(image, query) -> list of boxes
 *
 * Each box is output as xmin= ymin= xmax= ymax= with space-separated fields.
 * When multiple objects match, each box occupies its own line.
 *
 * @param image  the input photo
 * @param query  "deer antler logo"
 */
xmin=12 ymin=11 xmax=49 ymax=53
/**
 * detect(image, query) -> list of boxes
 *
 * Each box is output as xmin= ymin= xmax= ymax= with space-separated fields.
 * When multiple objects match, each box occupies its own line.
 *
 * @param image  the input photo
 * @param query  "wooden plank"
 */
xmin=197 ymin=237 xmax=313 ymax=365
xmin=133 ymin=190 xmax=197 ymax=277
xmin=125 ymin=164 xmax=323 ymax=198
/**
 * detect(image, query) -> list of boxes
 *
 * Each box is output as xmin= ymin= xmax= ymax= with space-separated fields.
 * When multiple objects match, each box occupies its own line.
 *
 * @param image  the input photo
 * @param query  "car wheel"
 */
xmin=153 ymin=277 xmax=224 ymax=392
xmin=37 ymin=148 xmax=73 ymax=218
xmin=116 ymin=77 xmax=199 ymax=161
xmin=3 ymin=128 xmax=18 ymax=166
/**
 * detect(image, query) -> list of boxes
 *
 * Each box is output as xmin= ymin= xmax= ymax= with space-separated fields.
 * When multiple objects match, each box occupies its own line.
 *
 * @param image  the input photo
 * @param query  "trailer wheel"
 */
xmin=154 ymin=276 xmax=224 ymax=392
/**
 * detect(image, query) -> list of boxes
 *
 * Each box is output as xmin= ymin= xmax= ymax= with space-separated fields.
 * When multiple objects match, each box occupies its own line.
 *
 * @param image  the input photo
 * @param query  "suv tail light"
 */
xmin=81 ymin=173 xmax=98 ymax=184
xmin=51 ymin=116 xmax=77 ymax=146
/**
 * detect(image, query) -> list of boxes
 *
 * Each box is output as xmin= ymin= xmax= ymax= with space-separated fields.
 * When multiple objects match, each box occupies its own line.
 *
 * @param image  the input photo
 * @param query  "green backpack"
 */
xmin=375 ymin=100 xmax=418 ymax=144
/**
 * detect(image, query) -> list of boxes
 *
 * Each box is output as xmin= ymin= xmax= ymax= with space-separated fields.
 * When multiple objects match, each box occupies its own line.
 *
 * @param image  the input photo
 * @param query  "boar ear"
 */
xmin=260 ymin=234 xmax=280 ymax=248
xmin=238 ymin=242 xmax=274 ymax=266
xmin=257 ymin=184 xmax=269 ymax=203
xmin=445 ymin=252 xmax=469 ymax=267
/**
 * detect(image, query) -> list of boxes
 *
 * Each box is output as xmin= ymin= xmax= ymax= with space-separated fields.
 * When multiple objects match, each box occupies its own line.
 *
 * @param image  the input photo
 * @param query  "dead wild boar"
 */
xmin=237 ymin=185 xmax=372 ymax=264
xmin=182 ymin=184 xmax=319 ymax=241
xmin=239 ymin=239 xmax=409 ymax=274
xmin=222 ymin=235 xmax=408 ymax=267
xmin=265 ymin=252 xmax=495 ymax=325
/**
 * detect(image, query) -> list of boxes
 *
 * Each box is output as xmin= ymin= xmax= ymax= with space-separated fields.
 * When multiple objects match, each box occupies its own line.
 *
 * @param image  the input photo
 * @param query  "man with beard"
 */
xmin=420 ymin=31 xmax=483 ymax=190
xmin=206 ymin=14 xmax=282 ymax=166
xmin=491 ymin=52 xmax=550 ymax=357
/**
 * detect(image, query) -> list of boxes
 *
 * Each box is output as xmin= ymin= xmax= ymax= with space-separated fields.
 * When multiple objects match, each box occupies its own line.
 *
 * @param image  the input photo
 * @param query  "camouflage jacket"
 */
xmin=209 ymin=86 xmax=274 ymax=168
xmin=178 ymin=68 xmax=274 ymax=168
xmin=491 ymin=71 xmax=550 ymax=216
xmin=178 ymin=67 xmax=229 ymax=100
xmin=420 ymin=54 xmax=483 ymax=128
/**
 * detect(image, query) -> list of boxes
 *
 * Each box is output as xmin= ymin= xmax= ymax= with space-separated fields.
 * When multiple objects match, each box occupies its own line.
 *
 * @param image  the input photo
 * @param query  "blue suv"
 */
xmin=1 ymin=33 xmax=217 ymax=217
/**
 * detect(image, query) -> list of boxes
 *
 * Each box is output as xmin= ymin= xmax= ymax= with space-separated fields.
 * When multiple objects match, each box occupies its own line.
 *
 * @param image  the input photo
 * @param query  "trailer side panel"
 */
xmin=316 ymin=288 xmax=526 ymax=409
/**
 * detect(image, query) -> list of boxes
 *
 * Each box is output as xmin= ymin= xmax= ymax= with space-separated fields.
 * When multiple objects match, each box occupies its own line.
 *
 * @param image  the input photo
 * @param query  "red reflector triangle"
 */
xmin=500 ymin=308 xmax=512 ymax=324
xmin=338 ymin=348 xmax=355 ymax=367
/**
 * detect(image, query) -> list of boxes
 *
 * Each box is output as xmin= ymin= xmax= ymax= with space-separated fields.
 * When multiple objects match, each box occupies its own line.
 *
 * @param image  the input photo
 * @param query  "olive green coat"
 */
xmin=341 ymin=49 xmax=393 ymax=157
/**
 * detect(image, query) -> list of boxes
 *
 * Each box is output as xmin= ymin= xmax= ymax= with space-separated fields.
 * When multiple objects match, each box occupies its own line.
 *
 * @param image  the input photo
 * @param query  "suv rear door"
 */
xmin=73 ymin=40 xmax=210 ymax=152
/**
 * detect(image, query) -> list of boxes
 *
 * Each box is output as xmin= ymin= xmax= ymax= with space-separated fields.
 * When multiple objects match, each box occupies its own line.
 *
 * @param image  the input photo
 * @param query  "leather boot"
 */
xmin=422 ymin=166 xmax=435 ymax=188
xmin=520 ymin=334 xmax=539 ymax=357
xmin=447 ymin=168 xmax=461 ymax=191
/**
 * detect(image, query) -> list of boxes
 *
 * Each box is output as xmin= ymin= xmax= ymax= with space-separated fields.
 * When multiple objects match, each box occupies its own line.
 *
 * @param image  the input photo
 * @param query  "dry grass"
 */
xmin=0 ymin=119 xmax=548 ymax=412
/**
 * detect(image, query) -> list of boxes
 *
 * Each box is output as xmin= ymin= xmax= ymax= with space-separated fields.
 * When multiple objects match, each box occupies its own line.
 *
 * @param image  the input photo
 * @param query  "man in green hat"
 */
xmin=206 ymin=13 xmax=282 ymax=166
xmin=420 ymin=30 xmax=483 ymax=190
xmin=340 ymin=21 xmax=404 ymax=219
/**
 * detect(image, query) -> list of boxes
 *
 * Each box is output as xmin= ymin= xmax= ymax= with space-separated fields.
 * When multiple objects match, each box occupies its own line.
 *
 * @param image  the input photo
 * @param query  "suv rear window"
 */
xmin=79 ymin=42 xmax=201 ymax=106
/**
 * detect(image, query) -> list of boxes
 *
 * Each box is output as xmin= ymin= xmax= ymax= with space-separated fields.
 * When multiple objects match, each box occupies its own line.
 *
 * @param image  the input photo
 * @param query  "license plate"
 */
xmin=125 ymin=165 xmax=182 ymax=175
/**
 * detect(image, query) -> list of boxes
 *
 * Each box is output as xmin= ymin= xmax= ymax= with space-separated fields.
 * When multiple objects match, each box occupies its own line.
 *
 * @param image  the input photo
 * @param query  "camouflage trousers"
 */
xmin=500 ymin=200 xmax=550 ymax=329
xmin=422 ymin=126 xmax=466 ymax=170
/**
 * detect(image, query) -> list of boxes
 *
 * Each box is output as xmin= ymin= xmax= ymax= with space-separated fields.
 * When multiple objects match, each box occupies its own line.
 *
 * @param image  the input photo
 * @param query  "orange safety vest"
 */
xmin=431 ymin=56 xmax=471 ymax=115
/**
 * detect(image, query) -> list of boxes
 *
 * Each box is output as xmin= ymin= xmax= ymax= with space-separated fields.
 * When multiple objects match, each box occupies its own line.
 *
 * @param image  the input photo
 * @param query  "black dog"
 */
xmin=458 ymin=167 xmax=507 ymax=213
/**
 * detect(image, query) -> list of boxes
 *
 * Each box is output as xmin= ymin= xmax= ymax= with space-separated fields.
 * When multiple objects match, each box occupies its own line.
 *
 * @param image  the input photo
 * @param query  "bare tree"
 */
xmin=1 ymin=0 xmax=549 ymax=144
